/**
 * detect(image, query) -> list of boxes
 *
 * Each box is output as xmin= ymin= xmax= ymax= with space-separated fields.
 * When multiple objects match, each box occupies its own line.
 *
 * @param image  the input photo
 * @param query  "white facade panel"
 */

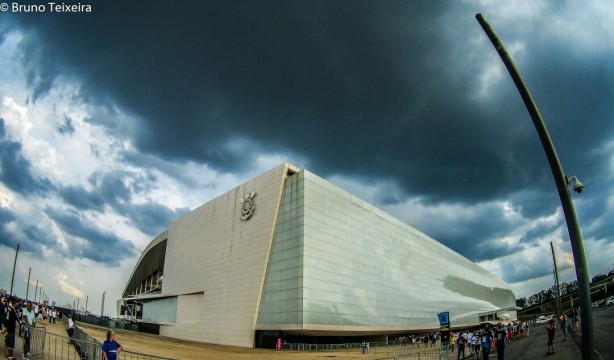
xmin=158 ymin=163 xmax=293 ymax=347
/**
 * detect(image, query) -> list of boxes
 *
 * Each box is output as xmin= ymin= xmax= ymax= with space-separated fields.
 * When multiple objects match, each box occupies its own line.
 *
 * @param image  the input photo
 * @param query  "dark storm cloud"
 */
xmin=0 ymin=117 xmax=184 ymax=261
xmin=0 ymin=207 xmax=16 ymax=225
xmin=509 ymin=190 xmax=560 ymax=219
xmin=5 ymin=1 xmax=613 ymax=280
xmin=58 ymin=170 xmax=189 ymax=237
xmin=22 ymin=224 xmax=60 ymax=251
xmin=15 ymin=1 xmax=606 ymax=210
xmin=89 ymin=170 xmax=133 ymax=207
xmin=0 ymin=119 xmax=54 ymax=196
xmin=6 ymin=1 xmax=546 ymax=202
xmin=0 ymin=207 xmax=18 ymax=247
xmin=58 ymin=185 xmax=106 ymax=212
xmin=431 ymin=218 xmax=524 ymax=263
xmin=503 ymin=260 xmax=554 ymax=284
xmin=573 ymin=177 xmax=614 ymax=243
xmin=13 ymin=30 xmax=61 ymax=103
xmin=57 ymin=116 xmax=76 ymax=135
xmin=90 ymin=170 xmax=190 ymax=235
xmin=403 ymin=200 xmax=527 ymax=262
xmin=518 ymin=221 xmax=562 ymax=245
xmin=128 ymin=202 xmax=189 ymax=236
xmin=45 ymin=207 xmax=137 ymax=265
xmin=0 ymin=207 xmax=60 ymax=255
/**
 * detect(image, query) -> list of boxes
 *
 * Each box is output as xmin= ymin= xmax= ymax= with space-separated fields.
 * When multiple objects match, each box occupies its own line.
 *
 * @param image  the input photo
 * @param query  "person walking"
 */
xmin=67 ymin=314 xmax=75 ymax=344
xmin=457 ymin=332 xmax=467 ymax=360
xmin=545 ymin=319 xmax=556 ymax=355
xmin=450 ymin=332 xmax=455 ymax=353
xmin=0 ymin=295 xmax=5 ymax=329
xmin=4 ymin=297 xmax=21 ymax=360
xmin=102 ymin=330 xmax=123 ymax=360
xmin=494 ymin=323 xmax=507 ymax=360
xmin=22 ymin=300 xmax=36 ymax=359
xmin=0 ymin=295 xmax=5 ymax=356
xmin=480 ymin=328 xmax=493 ymax=360
xmin=559 ymin=313 xmax=568 ymax=341
xmin=473 ymin=330 xmax=481 ymax=359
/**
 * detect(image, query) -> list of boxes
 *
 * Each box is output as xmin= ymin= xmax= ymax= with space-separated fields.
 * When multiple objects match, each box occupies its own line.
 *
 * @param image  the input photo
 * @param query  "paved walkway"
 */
xmin=500 ymin=325 xmax=583 ymax=360
xmin=8 ymin=321 xmax=82 ymax=360
xmin=5 ymin=321 xmax=601 ymax=360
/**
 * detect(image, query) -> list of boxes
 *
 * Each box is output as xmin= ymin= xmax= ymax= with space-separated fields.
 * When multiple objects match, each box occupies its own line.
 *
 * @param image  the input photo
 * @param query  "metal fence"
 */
xmin=398 ymin=344 xmax=457 ymax=360
xmin=279 ymin=340 xmax=458 ymax=360
xmin=281 ymin=339 xmax=442 ymax=352
xmin=25 ymin=326 xmax=177 ymax=360
xmin=372 ymin=344 xmax=457 ymax=360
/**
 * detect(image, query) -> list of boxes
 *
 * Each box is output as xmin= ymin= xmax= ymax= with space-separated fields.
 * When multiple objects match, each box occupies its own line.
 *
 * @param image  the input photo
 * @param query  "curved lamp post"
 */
xmin=476 ymin=13 xmax=593 ymax=359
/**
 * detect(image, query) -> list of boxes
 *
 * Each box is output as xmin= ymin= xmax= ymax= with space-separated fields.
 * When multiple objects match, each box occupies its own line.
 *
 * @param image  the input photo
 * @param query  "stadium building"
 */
xmin=119 ymin=163 xmax=516 ymax=348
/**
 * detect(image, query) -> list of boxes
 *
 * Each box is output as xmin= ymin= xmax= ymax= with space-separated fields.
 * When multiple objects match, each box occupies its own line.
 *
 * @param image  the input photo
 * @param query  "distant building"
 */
xmin=119 ymin=163 xmax=515 ymax=348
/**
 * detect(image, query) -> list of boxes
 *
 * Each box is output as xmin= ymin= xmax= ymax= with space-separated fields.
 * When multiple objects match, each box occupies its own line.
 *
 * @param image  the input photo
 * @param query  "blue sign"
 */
xmin=437 ymin=312 xmax=450 ymax=326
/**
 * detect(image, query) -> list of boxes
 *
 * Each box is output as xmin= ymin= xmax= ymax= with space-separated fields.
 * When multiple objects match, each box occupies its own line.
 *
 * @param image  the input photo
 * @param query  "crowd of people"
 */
xmin=449 ymin=312 xmax=576 ymax=359
xmin=0 ymin=291 xmax=59 ymax=360
xmin=451 ymin=322 xmax=527 ymax=360
xmin=356 ymin=312 xmax=576 ymax=360
xmin=1 ymin=289 xmax=121 ymax=360
xmin=0 ymin=288 xmax=76 ymax=360
xmin=398 ymin=333 xmax=440 ymax=348
xmin=2 ymin=285 xmax=578 ymax=360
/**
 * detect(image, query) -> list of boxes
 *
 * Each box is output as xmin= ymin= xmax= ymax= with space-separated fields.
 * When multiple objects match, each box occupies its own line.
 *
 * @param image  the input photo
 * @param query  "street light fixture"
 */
xmin=476 ymin=13 xmax=594 ymax=360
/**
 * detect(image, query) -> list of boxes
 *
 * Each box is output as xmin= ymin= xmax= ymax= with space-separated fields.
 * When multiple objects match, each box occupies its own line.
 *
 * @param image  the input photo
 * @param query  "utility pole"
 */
xmin=9 ymin=244 xmax=20 ymax=296
xmin=101 ymin=292 xmax=106 ymax=318
xmin=25 ymin=267 xmax=31 ymax=300
xmin=551 ymin=242 xmax=562 ymax=315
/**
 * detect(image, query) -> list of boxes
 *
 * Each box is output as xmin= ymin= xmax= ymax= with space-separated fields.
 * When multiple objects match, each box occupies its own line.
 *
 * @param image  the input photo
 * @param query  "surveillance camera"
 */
xmin=566 ymin=176 xmax=584 ymax=193
xmin=573 ymin=180 xmax=584 ymax=193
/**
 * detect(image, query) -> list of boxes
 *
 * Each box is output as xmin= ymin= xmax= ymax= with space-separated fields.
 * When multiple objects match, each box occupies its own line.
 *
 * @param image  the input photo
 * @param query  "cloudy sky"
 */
xmin=1 ymin=1 xmax=613 ymax=316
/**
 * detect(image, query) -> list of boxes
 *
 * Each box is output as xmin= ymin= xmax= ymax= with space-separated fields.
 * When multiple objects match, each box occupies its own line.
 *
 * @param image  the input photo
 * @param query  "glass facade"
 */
xmin=259 ymin=169 xmax=516 ymax=330
xmin=258 ymin=170 xmax=305 ymax=325
xmin=142 ymin=297 xmax=177 ymax=323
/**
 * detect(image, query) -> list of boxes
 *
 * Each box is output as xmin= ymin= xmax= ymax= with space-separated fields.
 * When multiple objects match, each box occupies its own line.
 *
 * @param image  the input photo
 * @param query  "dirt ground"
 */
xmin=41 ymin=320 xmax=415 ymax=359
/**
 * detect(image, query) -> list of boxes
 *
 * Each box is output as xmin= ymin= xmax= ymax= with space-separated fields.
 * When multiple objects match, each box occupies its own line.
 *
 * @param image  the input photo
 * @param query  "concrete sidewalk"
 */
xmin=497 ymin=325 xmax=585 ymax=360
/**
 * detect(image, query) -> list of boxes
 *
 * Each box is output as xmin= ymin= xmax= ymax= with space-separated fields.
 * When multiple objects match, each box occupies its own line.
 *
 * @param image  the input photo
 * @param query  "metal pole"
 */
xmin=476 ymin=13 xmax=593 ymax=359
xmin=25 ymin=267 xmax=31 ymax=300
xmin=9 ymin=244 xmax=20 ymax=296
xmin=551 ymin=242 xmax=562 ymax=315
xmin=34 ymin=280 xmax=38 ymax=303
xmin=101 ymin=291 xmax=106 ymax=318
xmin=86 ymin=295 xmax=89 ymax=315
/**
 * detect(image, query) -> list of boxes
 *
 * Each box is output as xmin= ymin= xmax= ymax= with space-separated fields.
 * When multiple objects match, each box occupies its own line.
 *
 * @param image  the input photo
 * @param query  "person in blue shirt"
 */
xmin=481 ymin=328 xmax=494 ymax=360
xmin=102 ymin=330 xmax=122 ymax=360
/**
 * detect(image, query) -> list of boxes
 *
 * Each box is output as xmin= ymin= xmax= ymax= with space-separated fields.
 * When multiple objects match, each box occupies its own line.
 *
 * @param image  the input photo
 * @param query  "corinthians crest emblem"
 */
xmin=240 ymin=192 xmax=256 ymax=220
